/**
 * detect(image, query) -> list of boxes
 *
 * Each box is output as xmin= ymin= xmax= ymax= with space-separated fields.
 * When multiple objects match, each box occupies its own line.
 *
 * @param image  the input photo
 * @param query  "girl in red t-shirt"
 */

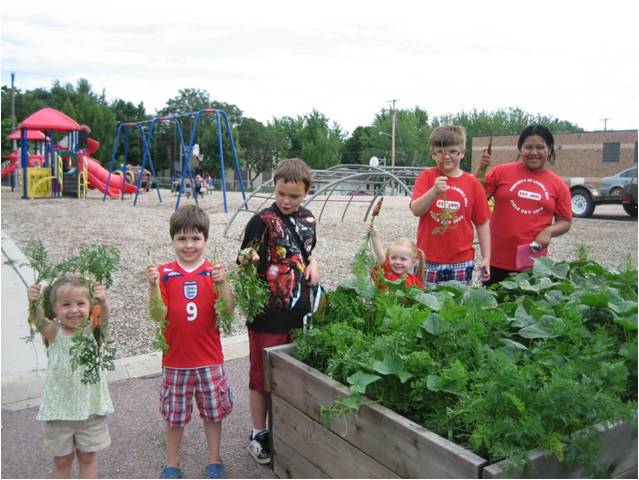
xmin=368 ymin=224 xmax=425 ymax=288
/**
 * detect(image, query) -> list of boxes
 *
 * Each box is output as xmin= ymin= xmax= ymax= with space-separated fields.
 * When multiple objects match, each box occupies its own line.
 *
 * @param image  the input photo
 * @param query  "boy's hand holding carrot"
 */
xmin=433 ymin=176 xmax=448 ymax=194
xmin=238 ymin=247 xmax=259 ymax=266
xmin=210 ymin=263 xmax=228 ymax=284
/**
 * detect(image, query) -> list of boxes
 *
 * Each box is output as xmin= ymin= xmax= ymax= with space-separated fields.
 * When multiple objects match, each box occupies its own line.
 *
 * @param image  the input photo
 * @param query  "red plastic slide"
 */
xmin=84 ymin=156 xmax=137 ymax=196
xmin=1 ymin=159 xmax=18 ymax=178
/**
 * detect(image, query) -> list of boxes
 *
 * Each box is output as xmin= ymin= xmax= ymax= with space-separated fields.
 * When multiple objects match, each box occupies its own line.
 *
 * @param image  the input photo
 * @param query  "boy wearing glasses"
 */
xmin=410 ymin=125 xmax=491 ymax=288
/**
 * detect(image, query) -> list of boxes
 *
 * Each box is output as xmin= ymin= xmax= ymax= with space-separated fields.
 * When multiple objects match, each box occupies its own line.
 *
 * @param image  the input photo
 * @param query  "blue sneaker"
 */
xmin=160 ymin=465 xmax=183 ymax=479
xmin=205 ymin=463 xmax=225 ymax=479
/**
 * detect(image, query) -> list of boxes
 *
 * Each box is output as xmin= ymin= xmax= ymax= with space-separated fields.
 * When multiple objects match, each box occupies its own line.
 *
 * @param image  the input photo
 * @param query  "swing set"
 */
xmin=105 ymin=108 xmax=247 ymax=211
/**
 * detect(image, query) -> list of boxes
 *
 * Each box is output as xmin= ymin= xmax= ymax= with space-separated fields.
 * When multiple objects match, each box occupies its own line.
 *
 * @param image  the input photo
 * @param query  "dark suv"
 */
xmin=621 ymin=174 xmax=637 ymax=217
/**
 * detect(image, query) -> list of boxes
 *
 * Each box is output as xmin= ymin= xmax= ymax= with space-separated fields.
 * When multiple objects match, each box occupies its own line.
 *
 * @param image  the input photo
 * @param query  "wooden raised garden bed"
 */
xmin=264 ymin=343 xmax=637 ymax=479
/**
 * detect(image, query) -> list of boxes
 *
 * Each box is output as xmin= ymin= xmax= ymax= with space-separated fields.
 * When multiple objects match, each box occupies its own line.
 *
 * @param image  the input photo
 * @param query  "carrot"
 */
xmin=91 ymin=303 xmax=102 ymax=329
xmin=477 ymin=136 xmax=492 ymax=184
xmin=371 ymin=197 xmax=384 ymax=219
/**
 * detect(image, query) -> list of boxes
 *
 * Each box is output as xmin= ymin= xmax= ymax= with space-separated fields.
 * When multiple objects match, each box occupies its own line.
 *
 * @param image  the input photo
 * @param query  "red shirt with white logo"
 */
xmin=412 ymin=168 xmax=490 ymax=264
xmin=484 ymin=162 xmax=572 ymax=271
xmin=158 ymin=260 xmax=223 ymax=368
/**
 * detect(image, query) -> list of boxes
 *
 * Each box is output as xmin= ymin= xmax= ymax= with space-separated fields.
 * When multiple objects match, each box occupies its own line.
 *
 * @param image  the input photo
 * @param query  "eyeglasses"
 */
xmin=433 ymin=149 xmax=463 ymax=158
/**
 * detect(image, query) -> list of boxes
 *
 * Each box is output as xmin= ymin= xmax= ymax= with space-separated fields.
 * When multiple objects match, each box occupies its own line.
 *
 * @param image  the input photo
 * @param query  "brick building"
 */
xmin=471 ymin=130 xmax=638 ymax=186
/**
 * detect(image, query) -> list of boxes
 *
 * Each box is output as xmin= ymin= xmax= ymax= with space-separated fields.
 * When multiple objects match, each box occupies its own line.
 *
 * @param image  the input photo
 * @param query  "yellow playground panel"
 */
xmin=27 ymin=167 xmax=53 ymax=198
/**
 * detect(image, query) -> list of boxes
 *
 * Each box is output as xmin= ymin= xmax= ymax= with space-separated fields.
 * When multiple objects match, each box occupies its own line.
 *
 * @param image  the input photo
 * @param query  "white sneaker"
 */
xmin=248 ymin=430 xmax=271 ymax=464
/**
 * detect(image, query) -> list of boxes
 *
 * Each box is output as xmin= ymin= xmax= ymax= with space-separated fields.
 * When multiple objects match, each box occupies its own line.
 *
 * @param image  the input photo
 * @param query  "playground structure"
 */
xmin=1 ymin=129 xmax=48 ymax=181
xmin=106 ymin=108 xmax=247 ymax=211
xmin=223 ymin=164 xmax=423 ymax=239
xmin=6 ymin=108 xmax=139 ymax=200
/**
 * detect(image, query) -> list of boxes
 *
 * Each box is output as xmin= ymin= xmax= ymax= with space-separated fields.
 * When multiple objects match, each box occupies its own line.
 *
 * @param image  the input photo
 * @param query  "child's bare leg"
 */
xmin=203 ymin=420 xmax=222 ymax=464
xmin=76 ymin=450 xmax=97 ymax=479
xmin=249 ymin=389 xmax=267 ymax=430
xmin=52 ymin=453 xmax=74 ymax=478
xmin=166 ymin=424 xmax=185 ymax=467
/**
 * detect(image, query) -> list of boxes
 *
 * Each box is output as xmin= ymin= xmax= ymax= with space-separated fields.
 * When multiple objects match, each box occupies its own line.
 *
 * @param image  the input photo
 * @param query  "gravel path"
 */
xmin=2 ymin=188 xmax=636 ymax=359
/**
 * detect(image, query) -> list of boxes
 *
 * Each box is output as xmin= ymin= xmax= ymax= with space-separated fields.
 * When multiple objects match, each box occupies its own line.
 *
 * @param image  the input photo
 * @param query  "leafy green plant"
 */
xmin=229 ymin=247 xmax=269 ymax=324
xmin=70 ymin=322 xmax=116 ymax=385
xmin=293 ymin=255 xmax=637 ymax=474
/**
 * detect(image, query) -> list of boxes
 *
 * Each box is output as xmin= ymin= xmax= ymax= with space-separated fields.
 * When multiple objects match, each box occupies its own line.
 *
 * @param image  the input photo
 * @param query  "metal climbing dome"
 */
xmin=223 ymin=164 xmax=423 ymax=239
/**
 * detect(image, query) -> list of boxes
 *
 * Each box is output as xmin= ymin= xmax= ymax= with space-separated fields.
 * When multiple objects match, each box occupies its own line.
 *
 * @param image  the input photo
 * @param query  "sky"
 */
xmin=2 ymin=0 xmax=637 ymax=135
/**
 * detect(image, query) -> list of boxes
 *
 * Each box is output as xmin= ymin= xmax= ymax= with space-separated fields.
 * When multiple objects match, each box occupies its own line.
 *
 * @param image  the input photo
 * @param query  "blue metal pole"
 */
xmin=176 ymin=111 xmax=202 ymax=209
xmin=220 ymin=110 xmax=248 ymax=209
xmin=104 ymin=122 xmax=124 ymax=202
xmin=134 ymin=120 xmax=157 ymax=206
xmin=21 ymin=128 xmax=29 ymax=199
xmin=215 ymin=111 xmax=228 ymax=213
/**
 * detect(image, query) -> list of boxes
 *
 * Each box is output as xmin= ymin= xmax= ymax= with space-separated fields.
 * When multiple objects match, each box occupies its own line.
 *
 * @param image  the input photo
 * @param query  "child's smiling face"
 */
xmin=53 ymin=285 xmax=91 ymax=332
xmin=387 ymin=245 xmax=416 ymax=276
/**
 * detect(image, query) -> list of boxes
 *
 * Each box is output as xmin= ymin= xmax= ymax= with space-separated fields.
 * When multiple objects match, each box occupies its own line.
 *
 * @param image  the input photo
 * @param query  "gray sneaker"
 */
xmin=248 ymin=431 xmax=271 ymax=464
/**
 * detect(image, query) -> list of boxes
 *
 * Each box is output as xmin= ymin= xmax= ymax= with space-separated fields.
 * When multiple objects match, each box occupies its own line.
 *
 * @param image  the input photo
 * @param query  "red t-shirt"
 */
xmin=411 ymin=168 xmax=490 ymax=264
xmin=380 ymin=260 xmax=424 ymax=288
xmin=484 ymin=162 xmax=572 ymax=271
xmin=158 ymin=260 xmax=223 ymax=368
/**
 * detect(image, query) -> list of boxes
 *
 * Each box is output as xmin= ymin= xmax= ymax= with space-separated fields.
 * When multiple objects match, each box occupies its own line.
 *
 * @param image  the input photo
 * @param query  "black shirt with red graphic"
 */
xmin=240 ymin=203 xmax=317 ymax=333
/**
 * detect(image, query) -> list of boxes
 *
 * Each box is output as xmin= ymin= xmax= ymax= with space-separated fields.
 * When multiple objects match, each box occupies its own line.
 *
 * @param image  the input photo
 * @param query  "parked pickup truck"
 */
xmin=570 ymin=172 xmax=638 ymax=218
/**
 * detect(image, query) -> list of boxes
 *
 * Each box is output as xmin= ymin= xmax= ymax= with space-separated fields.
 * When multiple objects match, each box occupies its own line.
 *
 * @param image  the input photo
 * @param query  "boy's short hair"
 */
xmin=169 ymin=205 xmax=210 ymax=240
xmin=429 ymin=125 xmax=467 ymax=149
xmin=273 ymin=158 xmax=312 ymax=192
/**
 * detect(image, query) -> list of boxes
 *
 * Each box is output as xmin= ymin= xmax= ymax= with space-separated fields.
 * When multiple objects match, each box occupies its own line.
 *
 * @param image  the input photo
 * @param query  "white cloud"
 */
xmin=2 ymin=0 xmax=637 ymax=134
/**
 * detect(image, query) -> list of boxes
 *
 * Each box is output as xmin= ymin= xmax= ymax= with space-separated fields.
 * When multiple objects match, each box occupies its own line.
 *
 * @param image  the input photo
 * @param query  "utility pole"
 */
xmin=599 ymin=118 xmax=611 ymax=131
xmin=388 ymin=98 xmax=399 ymax=195
xmin=10 ymin=72 xmax=17 ymax=191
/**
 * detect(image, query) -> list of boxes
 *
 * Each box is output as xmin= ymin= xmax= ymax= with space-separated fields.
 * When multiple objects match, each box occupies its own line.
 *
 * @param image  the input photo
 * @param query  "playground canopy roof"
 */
xmin=17 ymin=107 xmax=81 ymax=132
xmin=8 ymin=129 xmax=49 ymax=141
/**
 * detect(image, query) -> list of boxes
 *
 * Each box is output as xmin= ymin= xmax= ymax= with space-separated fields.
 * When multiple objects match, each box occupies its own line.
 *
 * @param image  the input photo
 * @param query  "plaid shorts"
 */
xmin=160 ymin=365 xmax=233 ymax=426
xmin=425 ymin=260 xmax=475 ymax=289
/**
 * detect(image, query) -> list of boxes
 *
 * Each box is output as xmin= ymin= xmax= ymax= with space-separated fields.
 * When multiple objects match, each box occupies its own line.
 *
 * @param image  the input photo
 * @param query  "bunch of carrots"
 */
xmin=22 ymin=240 xmax=120 ymax=383
xmin=229 ymin=246 xmax=270 ymax=324
xmin=352 ymin=197 xmax=384 ymax=286
xmin=432 ymin=140 xmax=471 ymax=235
xmin=147 ymin=252 xmax=170 ymax=353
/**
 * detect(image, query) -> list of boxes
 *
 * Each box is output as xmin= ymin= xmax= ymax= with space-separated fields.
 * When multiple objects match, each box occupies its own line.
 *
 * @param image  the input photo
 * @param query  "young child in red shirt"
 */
xmin=367 ymin=224 xmax=425 ymax=288
xmin=146 ymin=205 xmax=235 ymax=479
xmin=410 ymin=125 xmax=491 ymax=288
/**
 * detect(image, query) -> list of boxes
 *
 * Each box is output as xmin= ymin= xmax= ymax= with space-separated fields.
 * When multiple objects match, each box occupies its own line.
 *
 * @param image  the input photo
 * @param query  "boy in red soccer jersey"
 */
xmin=146 ymin=205 xmax=235 ymax=479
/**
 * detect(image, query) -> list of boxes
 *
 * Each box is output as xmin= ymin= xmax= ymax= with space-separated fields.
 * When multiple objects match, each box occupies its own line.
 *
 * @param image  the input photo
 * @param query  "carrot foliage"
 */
xmin=293 ymin=254 xmax=637 ymax=475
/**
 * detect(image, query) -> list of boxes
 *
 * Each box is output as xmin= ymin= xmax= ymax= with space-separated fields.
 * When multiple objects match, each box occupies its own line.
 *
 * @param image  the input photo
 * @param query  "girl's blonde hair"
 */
xmin=386 ymin=238 xmax=425 ymax=281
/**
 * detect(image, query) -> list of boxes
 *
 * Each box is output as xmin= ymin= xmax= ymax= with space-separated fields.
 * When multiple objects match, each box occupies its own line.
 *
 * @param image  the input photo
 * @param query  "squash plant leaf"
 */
xmin=346 ymin=371 xmax=381 ymax=395
xmin=533 ymin=257 xmax=569 ymax=279
xmin=422 ymin=313 xmax=447 ymax=335
xmin=408 ymin=290 xmax=441 ymax=311
xmin=517 ymin=315 xmax=562 ymax=339
xmin=372 ymin=354 xmax=412 ymax=383
xmin=500 ymin=338 xmax=528 ymax=352
xmin=462 ymin=287 xmax=498 ymax=309
xmin=578 ymin=292 xmax=610 ymax=308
